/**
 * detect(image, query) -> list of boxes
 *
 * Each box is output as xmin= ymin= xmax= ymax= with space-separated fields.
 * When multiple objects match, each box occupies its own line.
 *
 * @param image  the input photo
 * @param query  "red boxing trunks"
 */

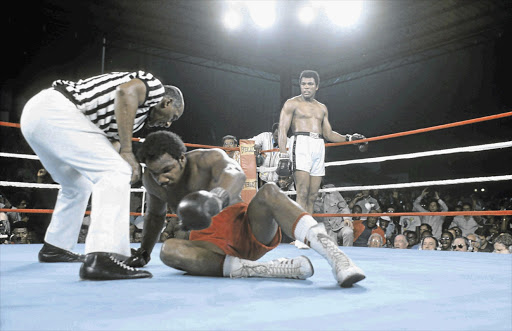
xmin=190 ymin=202 xmax=281 ymax=261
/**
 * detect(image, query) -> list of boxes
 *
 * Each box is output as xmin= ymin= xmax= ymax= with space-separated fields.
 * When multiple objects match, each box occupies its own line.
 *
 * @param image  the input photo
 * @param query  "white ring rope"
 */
xmin=257 ymin=140 xmax=512 ymax=172
xmin=0 ymin=152 xmax=40 ymax=160
xmin=284 ymin=174 xmax=512 ymax=195
xmin=2 ymin=175 xmax=511 ymax=196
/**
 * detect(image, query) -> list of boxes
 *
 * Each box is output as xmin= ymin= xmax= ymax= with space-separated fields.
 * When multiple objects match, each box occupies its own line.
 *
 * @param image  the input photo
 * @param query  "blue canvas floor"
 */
xmin=1 ymin=243 xmax=511 ymax=331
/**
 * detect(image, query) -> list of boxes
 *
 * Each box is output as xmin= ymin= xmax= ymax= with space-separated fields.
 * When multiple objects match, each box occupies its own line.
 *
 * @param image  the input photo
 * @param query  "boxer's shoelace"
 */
xmin=109 ymin=255 xmax=136 ymax=271
xmin=231 ymin=258 xmax=306 ymax=279
xmin=318 ymin=234 xmax=351 ymax=270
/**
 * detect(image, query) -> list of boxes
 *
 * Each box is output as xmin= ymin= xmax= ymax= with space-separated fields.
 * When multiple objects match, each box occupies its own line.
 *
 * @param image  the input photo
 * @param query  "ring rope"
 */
xmin=2 ymin=175 xmax=511 ymax=194
xmin=0 ymin=152 xmax=40 ymax=160
xmin=257 ymin=140 xmax=512 ymax=172
xmin=283 ymin=174 xmax=512 ymax=195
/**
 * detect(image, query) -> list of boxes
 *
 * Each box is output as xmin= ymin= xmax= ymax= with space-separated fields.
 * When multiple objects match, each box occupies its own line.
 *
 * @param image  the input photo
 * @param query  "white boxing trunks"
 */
xmin=287 ymin=133 xmax=326 ymax=176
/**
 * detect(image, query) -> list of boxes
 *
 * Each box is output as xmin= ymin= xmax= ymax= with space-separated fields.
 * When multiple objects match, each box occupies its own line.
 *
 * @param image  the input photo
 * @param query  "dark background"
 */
xmin=1 ymin=0 xmax=512 ymax=198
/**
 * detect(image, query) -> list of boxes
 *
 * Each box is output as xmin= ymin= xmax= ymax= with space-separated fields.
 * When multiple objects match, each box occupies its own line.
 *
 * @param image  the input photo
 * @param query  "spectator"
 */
xmin=413 ymin=188 xmax=448 ymax=239
xmin=474 ymin=228 xmax=493 ymax=252
xmin=389 ymin=189 xmax=407 ymax=211
xmin=351 ymin=205 xmax=363 ymax=221
xmin=393 ymin=234 xmax=408 ymax=249
xmin=318 ymin=184 xmax=354 ymax=246
xmin=222 ymin=135 xmax=240 ymax=164
xmin=419 ymin=223 xmax=433 ymax=238
xmin=378 ymin=216 xmax=393 ymax=247
xmin=492 ymin=233 xmax=512 ymax=254
xmin=353 ymin=210 xmax=385 ymax=247
xmin=466 ymin=233 xmax=481 ymax=252
xmin=420 ymin=236 xmax=439 ymax=251
xmin=132 ymin=227 xmax=143 ymax=243
xmin=404 ymin=230 xmax=420 ymax=249
xmin=0 ymin=212 xmax=10 ymax=244
xmin=439 ymin=231 xmax=454 ymax=251
xmin=384 ymin=204 xmax=400 ymax=237
xmin=367 ymin=233 xmax=384 ymax=248
xmin=487 ymin=223 xmax=501 ymax=246
xmin=399 ymin=200 xmax=421 ymax=234
xmin=371 ymin=189 xmax=388 ymax=209
xmin=449 ymin=202 xmax=480 ymax=237
xmin=420 ymin=230 xmax=434 ymax=241
xmin=250 ymin=122 xmax=282 ymax=185
xmin=447 ymin=228 xmax=457 ymax=240
xmin=10 ymin=222 xmax=30 ymax=244
xmin=450 ymin=226 xmax=463 ymax=238
xmin=350 ymin=190 xmax=382 ymax=219
xmin=452 ymin=237 xmax=471 ymax=252
xmin=0 ymin=193 xmax=11 ymax=237
xmin=7 ymin=193 xmax=30 ymax=225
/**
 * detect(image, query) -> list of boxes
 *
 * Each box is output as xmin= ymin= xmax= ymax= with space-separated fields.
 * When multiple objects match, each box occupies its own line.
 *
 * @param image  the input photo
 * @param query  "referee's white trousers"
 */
xmin=20 ymin=88 xmax=132 ymax=257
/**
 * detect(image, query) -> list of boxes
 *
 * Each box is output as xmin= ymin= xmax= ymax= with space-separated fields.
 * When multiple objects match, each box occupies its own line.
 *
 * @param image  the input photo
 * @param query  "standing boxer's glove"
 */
xmin=346 ymin=133 xmax=368 ymax=152
xmin=124 ymin=248 xmax=151 ymax=268
xmin=276 ymin=153 xmax=292 ymax=176
xmin=177 ymin=188 xmax=230 ymax=231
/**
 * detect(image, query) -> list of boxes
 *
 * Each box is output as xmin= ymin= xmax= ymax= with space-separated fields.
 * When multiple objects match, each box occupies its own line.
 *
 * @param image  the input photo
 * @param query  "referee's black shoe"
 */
xmin=79 ymin=252 xmax=152 ymax=280
xmin=38 ymin=242 xmax=86 ymax=263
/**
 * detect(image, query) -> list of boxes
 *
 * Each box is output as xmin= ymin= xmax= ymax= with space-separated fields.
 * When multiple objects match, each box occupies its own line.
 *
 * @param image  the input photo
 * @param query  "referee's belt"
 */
xmin=293 ymin=132 xmax=324 ymax=139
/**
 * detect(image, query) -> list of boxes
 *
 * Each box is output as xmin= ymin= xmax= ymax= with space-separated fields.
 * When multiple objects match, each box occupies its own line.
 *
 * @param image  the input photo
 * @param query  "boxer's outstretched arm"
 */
xmin=140 ymin=174 xmax=168 ymax=255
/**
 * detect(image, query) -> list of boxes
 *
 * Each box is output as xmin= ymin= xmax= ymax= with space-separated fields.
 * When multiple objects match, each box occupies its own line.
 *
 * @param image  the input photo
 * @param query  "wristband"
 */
xmin=210 ymin=187 xmax=230 ymax=209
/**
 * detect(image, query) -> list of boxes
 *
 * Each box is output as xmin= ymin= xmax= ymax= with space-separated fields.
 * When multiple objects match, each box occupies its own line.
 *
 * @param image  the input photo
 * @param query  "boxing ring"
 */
xmin=1 ymin=111 xmax=512 ymax=330
xmin=1 ymin=243 xmax=511 ymax=330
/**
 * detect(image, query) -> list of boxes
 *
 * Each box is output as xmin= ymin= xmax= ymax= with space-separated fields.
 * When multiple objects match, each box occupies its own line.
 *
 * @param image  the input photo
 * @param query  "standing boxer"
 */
xmin=20 ymin=71 xmax=184 ymax=280
xmin=127 ymin=131 xmax=365 ymax=287
xmin=277 ymin=70 xmax=367 ymax=214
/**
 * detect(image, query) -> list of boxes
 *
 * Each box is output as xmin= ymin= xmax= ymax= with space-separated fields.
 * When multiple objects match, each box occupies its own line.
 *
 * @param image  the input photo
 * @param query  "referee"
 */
xmin=20 ymin=71 xmax=184 ymax=280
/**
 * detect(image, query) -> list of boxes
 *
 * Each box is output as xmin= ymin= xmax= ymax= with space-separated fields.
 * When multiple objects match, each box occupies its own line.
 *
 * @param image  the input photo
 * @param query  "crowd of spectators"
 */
xmin=310 ymin=185 xmax=512 ymax=254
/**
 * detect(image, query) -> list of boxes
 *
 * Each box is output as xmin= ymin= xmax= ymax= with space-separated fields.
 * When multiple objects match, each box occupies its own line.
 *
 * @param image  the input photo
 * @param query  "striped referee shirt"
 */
xmin=52 ymin=71 xmax=165 ymax=139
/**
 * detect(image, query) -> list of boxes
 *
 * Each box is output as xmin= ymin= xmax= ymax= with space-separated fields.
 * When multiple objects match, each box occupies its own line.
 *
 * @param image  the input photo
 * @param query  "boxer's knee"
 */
xmin=258 ymin=182 xmax=279 ymax=199
xmin=254 ymin=182 xmax=287 ymax=207
xmin=160 ymin=239 xmax=190 ymax=270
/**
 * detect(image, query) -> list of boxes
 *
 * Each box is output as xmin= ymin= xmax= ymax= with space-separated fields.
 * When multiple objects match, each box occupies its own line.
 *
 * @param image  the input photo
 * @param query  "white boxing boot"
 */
xmin=223 ymin=255 xmax=314 ymax=280
xmin=293 ymin=214 xmax=365 ymax=287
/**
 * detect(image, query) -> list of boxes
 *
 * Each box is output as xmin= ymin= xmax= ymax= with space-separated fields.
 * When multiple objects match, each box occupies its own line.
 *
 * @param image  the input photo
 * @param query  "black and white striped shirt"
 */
xmin=52 ymin=71 xmax=165 ymax=139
